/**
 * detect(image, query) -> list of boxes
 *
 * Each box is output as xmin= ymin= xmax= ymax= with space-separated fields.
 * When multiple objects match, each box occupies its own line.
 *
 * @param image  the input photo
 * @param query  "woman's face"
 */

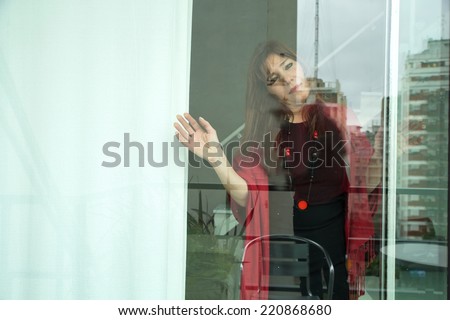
xmin=265 ymin=54 xmax=310 ymax=108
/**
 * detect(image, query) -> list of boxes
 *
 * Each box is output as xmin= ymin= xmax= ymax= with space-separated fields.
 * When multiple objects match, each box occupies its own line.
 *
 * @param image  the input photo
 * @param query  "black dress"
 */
xmin=269 ymin=122 xmax=350 ymax=299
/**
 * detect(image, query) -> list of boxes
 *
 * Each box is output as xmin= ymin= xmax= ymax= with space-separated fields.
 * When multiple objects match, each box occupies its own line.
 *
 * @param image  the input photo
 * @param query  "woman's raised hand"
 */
xmin=174 ymin=113 xmax=223 ymax=163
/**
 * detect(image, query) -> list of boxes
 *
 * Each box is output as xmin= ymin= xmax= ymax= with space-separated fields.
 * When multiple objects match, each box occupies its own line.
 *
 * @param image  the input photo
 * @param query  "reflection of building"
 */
xmin=398 ymin=39 xmax=449 ymax=240
xmin=307 ymin=78 xmax=347 ymax=105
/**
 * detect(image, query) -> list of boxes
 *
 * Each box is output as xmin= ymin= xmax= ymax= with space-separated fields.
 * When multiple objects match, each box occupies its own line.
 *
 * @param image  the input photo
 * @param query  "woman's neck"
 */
xmin=285 ymin=100 xmax=306 ymax=123
xmin=290 ymin=110 xmax=304 ymax=123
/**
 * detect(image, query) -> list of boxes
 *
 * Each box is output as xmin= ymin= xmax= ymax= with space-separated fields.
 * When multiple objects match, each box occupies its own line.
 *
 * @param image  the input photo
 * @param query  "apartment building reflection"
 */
xmin=307 ymin=78 xmax=347 ymax=105
xmin=398 ymin=39 xmax=449 ymax=241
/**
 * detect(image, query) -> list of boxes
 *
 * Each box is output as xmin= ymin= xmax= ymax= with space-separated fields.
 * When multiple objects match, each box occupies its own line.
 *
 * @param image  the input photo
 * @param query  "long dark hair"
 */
xmin=241 ymin=41 xmax=296 ymax=144
xmin=240 ymin=40 xmax=345 ymax=173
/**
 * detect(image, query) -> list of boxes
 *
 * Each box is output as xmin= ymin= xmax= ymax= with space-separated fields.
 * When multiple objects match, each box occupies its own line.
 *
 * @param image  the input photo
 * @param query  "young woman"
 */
xmin=174 ymin=41 xmax=381 ymax=300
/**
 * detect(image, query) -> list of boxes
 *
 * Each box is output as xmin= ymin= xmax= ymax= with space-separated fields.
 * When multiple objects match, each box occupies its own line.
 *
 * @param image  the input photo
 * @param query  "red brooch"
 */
xmin=297 ymin=200 xmax=309 ymax=211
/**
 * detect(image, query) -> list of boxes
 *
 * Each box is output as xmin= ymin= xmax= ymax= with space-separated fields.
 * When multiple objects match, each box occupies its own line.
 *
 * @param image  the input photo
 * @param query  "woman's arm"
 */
xmin=210 ymin=153 xmax=249 ymax=207
xmin=174 ymin=113 xmax=248 ymax=206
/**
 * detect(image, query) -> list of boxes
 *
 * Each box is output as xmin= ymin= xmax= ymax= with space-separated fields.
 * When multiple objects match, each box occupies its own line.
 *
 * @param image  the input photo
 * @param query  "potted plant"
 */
xmin=185 ymin=190 xmax=242 ymax=300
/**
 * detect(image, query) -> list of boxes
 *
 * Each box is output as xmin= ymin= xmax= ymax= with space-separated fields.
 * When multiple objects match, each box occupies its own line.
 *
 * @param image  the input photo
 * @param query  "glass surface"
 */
xmin=186 ymin=0 xmax=448 ymax=300
xmin=391 ymin=0 xmax=449 ymax=299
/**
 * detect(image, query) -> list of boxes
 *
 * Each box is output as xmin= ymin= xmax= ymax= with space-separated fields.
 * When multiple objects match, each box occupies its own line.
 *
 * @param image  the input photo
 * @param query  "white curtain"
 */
xmin=0 ymin=0 xmax=191 ymax=299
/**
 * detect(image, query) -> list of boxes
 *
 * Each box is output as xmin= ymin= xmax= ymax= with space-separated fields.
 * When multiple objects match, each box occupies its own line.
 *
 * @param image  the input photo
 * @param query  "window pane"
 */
xmin=392 ymin=0 xmax=449 ymax=299
xmin=185 ymin=0 xmax=448 ymax=300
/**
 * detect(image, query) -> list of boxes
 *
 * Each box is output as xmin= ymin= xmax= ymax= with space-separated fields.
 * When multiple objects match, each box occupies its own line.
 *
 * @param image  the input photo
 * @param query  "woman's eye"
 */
xmin=285 ymin=62 xmax=293 ymax=70
xmin=267 ymin=76 xmax=278 ymax=86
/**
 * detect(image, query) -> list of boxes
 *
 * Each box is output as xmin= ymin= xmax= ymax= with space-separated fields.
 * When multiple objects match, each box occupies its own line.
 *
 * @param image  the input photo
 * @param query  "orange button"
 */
xmin=297 ymin=200 xmax=308 ymax=211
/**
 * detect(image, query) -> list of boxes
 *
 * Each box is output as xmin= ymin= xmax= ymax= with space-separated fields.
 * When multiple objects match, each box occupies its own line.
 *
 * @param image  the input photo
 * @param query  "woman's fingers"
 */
xmin=175 ymin=132 xmax=190 ymax=148
xmin=174 ymin=114 xmax=221 ymax=162
xmin=176 ymin=114 xmax=195 ymax=136
xmin=173 ymin=122 xmax=190 ymax=143
xmin=198 ymin=116 xmax=215 ymax=135
xmin=184 ymin=113 xmax=201 ymax=131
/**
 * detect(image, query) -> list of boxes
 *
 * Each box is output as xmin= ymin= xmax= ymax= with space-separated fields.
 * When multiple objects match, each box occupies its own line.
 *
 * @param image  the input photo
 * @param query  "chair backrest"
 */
xmin=241 ymin=234 xmax=334 ymax=299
